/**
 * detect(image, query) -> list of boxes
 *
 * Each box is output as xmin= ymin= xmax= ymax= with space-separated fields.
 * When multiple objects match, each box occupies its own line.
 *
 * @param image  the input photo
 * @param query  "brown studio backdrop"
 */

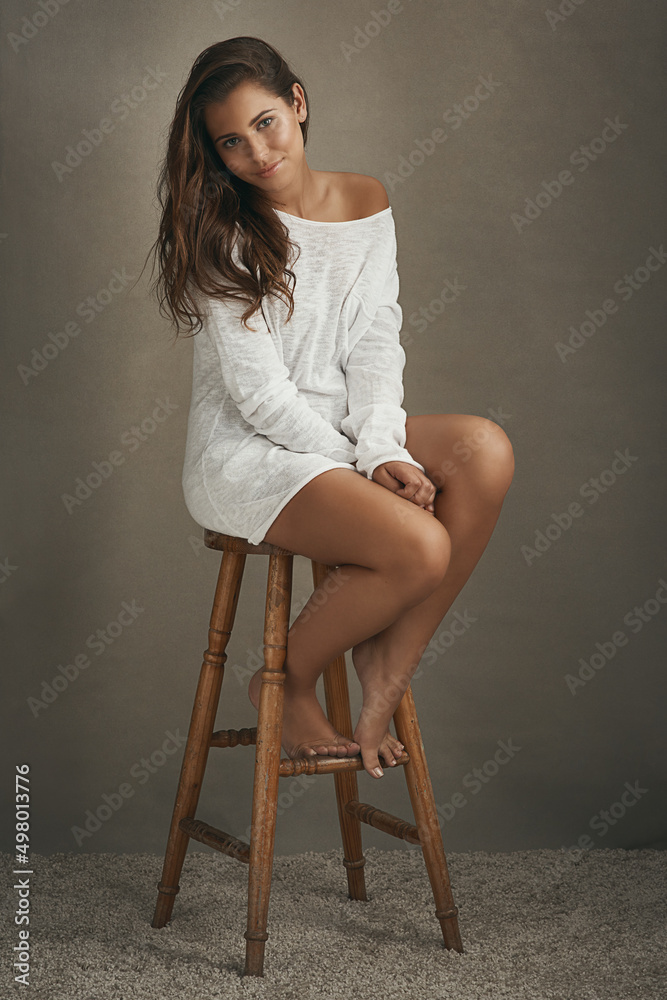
xmin=2 ymin=0 xmax=666 ymax=854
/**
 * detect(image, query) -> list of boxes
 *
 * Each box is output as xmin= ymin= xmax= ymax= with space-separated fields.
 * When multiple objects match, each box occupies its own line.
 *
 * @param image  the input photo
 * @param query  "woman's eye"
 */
xmin=223 ymin=118 xmax=274 ymax=148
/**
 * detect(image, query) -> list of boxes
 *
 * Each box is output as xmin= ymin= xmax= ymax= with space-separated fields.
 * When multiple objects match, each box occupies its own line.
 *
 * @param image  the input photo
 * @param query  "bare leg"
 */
xmin=250 ymin=414 xmax=514 ymax=777
xmin=249 ymin=467 xmax=452 ymax=775
xmin=351 ymin=415 xmax=515 ymax=771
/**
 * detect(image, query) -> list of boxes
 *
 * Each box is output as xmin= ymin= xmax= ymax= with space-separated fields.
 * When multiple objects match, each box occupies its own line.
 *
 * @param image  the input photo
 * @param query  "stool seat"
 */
xmin=203 ymin=527 xmax=295 ymax=556
xmin=151 ymin=529 xmax=463 ymax=976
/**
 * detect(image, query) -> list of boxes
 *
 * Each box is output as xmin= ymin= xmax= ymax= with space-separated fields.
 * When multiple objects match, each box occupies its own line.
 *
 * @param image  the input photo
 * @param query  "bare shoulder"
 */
xmin=315 ymin=171 xmax=389 ymax=221
xmin=342 ymin=172 xmax=390 ymax=218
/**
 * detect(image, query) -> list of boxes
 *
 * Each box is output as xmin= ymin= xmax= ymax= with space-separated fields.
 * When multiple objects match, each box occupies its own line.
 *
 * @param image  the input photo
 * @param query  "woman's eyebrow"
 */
xmin=215 ymin=108 xmax=277 ymax=143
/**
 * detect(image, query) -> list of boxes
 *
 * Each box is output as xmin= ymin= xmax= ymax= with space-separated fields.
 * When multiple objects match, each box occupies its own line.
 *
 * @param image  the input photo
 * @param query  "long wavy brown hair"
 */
xmin=145 ymin=36 xmax=310 ymax=337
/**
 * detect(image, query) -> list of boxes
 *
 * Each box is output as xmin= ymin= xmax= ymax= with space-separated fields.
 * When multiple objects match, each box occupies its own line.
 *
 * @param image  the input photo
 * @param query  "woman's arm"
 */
xmin=200 ymin=292 xmax=357 ymax=465
xmin=340 ymin=251 xmax=427 ymax=480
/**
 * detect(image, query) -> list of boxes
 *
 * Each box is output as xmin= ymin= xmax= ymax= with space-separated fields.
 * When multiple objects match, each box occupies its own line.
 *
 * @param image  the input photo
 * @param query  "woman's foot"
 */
xmin=247 ymin=666 xmax=361 ymax=759
xmin=351 ymin=636 xmax=408 ymax=778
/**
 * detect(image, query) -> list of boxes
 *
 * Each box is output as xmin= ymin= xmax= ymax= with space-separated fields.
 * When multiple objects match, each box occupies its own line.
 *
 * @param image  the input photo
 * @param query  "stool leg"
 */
xmin=244 ymin=552 xmax=293 ymax=977
xmin=393 ymin=685 xmax=464 ymax=952
xmin=312 ymin=560 xmax=368 ymax=902
xmin=152 ymin=548 xmax=246 ymax=929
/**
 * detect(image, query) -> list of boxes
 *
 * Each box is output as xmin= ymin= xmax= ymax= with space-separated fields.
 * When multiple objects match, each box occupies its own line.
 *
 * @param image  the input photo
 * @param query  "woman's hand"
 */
xmin=371 ymin=461 xmax=438 ymax=513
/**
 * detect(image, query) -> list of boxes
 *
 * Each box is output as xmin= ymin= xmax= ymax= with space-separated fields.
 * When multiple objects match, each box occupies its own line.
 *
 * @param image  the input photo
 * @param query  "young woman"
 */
xmin=150 ymin=36 xmax=515 ymax=781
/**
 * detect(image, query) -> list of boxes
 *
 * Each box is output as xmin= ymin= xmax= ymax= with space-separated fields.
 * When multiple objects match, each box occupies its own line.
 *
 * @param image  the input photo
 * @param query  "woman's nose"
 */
xmin=246 ymin=137 xmax=269 ymax=162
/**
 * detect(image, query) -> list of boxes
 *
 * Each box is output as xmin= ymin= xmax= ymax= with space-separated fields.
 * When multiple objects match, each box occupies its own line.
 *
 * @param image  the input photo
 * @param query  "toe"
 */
xmin=379 ymin=736 xmax=400 ymax=766
xmin=340 ymin=738 xmax=361 ymax=757
xmin=332 ymin=734 xmax=360 ymax=757
xmin=301 ymin=741 xmax=327 ymax=756
xmin=290 ymin=744 xmax=318 ymax=758
xmin=360 ymin=749 xmax=384 ymax=778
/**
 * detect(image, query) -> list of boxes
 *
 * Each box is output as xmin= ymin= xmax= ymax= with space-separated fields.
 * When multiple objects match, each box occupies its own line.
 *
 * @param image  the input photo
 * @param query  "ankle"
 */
xmin=283 ymin=675 xmax=318 ymax=699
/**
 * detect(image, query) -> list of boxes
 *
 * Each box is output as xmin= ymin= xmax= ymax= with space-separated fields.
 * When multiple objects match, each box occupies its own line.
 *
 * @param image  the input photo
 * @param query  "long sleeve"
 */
xmin=340 ymin=250 xmax=426 ymax=480
xmin=198 ymin=290 xmax=357 ymax=465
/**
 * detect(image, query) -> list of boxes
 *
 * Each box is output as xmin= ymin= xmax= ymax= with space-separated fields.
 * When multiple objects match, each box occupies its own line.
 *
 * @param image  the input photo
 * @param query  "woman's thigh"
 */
xmin=405 ymin=413 xmax=515 ymax=499
xmin=263 ymin=467 xmax=449 ymax=572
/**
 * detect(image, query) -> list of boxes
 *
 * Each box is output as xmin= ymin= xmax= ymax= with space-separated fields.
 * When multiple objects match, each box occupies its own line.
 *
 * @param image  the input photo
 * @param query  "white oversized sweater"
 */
xmin=181 ymin=205 xmax=425 ymax=546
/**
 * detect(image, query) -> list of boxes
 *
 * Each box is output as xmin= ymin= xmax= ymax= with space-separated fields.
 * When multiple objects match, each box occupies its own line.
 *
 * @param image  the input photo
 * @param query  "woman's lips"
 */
xmin=257 ymin=159 xmax=282 ymax=178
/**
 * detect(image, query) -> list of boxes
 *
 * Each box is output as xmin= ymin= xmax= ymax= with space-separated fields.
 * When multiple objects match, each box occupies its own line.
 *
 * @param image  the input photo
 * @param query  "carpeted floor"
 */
xmin=3 ymin=847 xmax=665 ymax=999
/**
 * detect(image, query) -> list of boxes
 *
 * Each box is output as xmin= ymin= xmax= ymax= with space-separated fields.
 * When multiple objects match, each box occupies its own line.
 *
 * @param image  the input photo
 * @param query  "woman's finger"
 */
xmin=399 ymin=478 xmax=434 ymax=508
xmin=372 ymin=462 xmax=438 ymax=509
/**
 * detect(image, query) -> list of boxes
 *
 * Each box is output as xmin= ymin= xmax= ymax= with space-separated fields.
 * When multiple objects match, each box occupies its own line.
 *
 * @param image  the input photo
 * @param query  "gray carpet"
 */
xmin=2 ymin=847 xmax=665 ymax=999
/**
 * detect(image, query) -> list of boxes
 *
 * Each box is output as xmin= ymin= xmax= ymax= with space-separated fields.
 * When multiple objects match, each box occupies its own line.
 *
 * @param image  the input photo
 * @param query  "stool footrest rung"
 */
xmin=210 ymin=727 xmax=257 ymax=747
xmin=278 ymin=752 xmax=410 ymax=777
xmin=179 ymin=818 xmax=250 ymax=864
xmin=345 ymin=799 xmax=421 ymax=845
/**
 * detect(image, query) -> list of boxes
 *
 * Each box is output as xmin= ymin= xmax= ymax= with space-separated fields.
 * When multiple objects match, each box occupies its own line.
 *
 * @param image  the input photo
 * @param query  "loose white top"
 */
xmin=181 ymin=205 xmax=425 ymax=545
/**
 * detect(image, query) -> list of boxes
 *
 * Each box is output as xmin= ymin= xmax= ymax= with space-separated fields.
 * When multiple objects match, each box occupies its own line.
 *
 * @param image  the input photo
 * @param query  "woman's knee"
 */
xmin=263 ymin=468 xmax=450 ymax=587
xmin=386 ymin=518 xmax=451 ymax=600
xmin=456 ymin=417 xmax=515 ymax=500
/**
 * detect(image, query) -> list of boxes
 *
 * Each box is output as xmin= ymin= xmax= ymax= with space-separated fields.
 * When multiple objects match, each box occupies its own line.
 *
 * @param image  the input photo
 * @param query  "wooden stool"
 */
xmin=151 ymin=529 xmax=463 ymax=977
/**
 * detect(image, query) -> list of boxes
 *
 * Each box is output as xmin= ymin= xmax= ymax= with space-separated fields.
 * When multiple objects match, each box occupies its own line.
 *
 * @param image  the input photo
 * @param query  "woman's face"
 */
xmin=204 ymin=80 xmax=306 ymax=189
